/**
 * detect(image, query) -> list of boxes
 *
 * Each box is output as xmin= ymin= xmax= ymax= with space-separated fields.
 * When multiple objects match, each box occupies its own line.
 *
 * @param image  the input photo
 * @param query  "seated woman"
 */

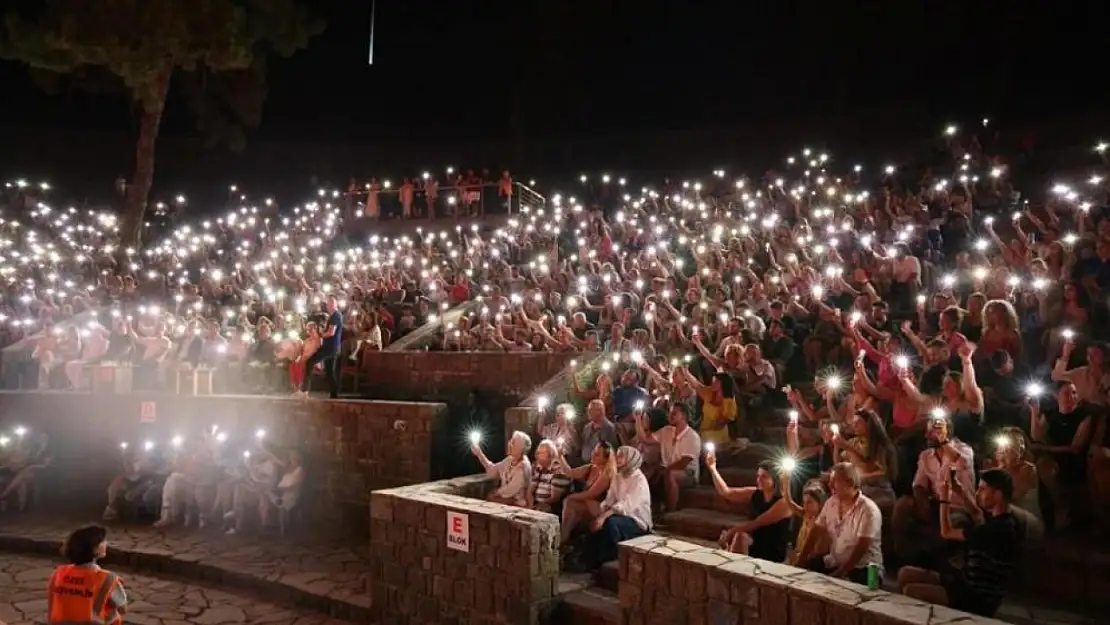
xmin=676 ymin=368 xmax=737 ymax=447
xmin=1029 ymin=382 xmax=1092 ymax=529
xmin=535 ymin=403 xmax=580 ymax=462
xmin=831 ymin=408 xmax=898 ymax=511
xmin=289 ymin=323 xmax=321 ymax=392
xmin=987 ymin=427 xmax=1042 ymax=524
xmin=103 ymin=445 xmax=164 ymax=521
xmin=582 ymin=446 xmax=652 ymax=570
xmin=224 ymin=446 xmax=281 ymax=535
xmin=528 ymin=440 xmax=571 ymax=513
xmin=781 ymin=479 xmax=830 ymax=565
xmin=258 ymin=449 xmax=306 ymax=529
xmin=557 ymin=442 xmax=614 ymax=548
xmin=0 ymin=432 xmax=52 ymax=512
xmin=706 ymin=452 xmax=792 ymax=562
xmin=471 ymin=430 xmax=532 ymax=506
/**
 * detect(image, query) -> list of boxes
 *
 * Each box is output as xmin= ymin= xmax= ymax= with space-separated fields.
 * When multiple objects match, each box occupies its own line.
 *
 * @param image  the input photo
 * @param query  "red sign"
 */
xmin=140 ymin=401 xmax=156 ymax=423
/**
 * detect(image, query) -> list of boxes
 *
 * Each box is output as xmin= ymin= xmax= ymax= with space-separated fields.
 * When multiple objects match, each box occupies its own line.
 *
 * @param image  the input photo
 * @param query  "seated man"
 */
xmin=471 ymin=430 xmax=532 ymax=506
xmin=634 ymin=402 xmax=700 ymax=514
xmin=892 ymin=416 xmax=975 ymax=565
xmin=796 ymin=462 xmax=883 ymax=584
xmin=898 ymin=469 xmax=1021 ymax=617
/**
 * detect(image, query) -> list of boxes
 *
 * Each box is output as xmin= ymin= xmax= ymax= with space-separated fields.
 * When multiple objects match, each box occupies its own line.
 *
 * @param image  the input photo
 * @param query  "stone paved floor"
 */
xmin=0 ymin=513 xmax=371 ymax=613
xmin=0 ymin=554 xmax=355 ymax=625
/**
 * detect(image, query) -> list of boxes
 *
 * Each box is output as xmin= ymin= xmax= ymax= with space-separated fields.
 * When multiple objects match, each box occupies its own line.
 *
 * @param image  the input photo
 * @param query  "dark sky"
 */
xmin=4 ymin=0 xmax=1109 ymax=143
xmin=1 ymin=1 xmax=1108 ymax=195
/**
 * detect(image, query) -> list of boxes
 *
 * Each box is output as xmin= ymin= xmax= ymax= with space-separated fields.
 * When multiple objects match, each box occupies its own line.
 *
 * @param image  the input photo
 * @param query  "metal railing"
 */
xmin=343 ymin=181 xmax=544 ymax=221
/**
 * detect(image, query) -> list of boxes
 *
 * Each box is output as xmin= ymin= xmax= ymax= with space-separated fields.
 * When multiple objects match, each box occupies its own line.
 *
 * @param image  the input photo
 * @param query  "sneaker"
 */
xmin=153 ymin=517 xmax=173 ymax=528
xmin=102 ymin=507 xmax=118 ymax=522
xmin=225 ymin=527 xmax=237 ymax=536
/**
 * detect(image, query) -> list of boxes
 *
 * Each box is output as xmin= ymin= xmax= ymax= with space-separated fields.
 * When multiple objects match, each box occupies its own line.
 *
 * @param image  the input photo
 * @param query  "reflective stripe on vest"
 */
xmin=49 ymin=565 xmax=120 ymax=625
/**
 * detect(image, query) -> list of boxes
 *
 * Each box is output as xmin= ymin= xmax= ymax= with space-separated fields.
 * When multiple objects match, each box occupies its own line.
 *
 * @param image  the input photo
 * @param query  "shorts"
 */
xmin=670 ymin=467 xmax=697 ymax=489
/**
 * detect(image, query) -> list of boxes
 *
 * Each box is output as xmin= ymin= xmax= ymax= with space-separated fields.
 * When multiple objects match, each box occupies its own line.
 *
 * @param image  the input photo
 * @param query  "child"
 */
xmin=48 ymin=525 xmax=127 ymax=624
xmin=782 ymin=478 xmax=829 ymax=566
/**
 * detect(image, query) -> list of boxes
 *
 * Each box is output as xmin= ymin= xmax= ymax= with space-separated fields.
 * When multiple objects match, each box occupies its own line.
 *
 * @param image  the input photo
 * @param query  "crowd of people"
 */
xmin=2 ymin=121 xmax=1110 ymax=617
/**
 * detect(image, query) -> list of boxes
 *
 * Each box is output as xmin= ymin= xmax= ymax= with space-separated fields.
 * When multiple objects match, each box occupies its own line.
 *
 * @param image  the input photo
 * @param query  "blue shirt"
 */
xmin=611 ymin=385 xmax=650 ymax=421
xmin=325 ymin=310 xmax=343 ymax=351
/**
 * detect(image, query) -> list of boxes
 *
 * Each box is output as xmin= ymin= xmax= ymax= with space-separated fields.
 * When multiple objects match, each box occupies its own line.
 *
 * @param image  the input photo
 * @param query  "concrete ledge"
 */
xmin=370 ymin=474 xmax=561 ymax=625
xmin=0 ymin=521 xmax=372 ymax=622
xmin=618 ymin=535 xmax=1009 ymax=625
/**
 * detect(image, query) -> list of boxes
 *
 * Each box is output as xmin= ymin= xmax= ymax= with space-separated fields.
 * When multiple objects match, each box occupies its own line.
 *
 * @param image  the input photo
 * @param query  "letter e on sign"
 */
xmin=446 ymin=510 xmax=469 ymax=552
xmin=140 ymin=401 xmax=156 ymax=423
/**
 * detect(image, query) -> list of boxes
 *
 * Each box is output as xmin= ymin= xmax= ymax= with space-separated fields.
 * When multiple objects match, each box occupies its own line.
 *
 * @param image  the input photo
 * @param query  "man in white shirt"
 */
xmin=892 ymin=417 xmax=975 ymax=560
xmin=797 ymin=462 xmax=883 ymax=584
xmin=636 ymin=402 xmax=700 ymax=513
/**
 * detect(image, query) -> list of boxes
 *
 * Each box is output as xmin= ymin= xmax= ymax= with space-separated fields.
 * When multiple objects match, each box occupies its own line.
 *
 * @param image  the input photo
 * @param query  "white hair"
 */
xmin=535 ymin=438 xmax=559 ymax=460
xmin=510 ymin=430 xmax=533 ymax=453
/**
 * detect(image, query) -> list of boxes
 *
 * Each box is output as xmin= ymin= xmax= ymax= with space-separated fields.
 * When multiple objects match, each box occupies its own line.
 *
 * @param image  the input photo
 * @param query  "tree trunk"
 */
xmin=121 ymin=64 xmax=174 ymax=248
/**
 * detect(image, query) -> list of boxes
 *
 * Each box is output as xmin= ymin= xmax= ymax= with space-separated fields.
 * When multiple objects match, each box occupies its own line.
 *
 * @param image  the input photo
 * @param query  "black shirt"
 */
xmin=960 ymin=511 xmax=1020 ymax=615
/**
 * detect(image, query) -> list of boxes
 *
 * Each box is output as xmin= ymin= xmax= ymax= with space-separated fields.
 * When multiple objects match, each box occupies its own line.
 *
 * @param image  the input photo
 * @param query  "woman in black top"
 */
xmin=705 ymin=456 xmax=793 ymax=562
xmin=1030 ymin=382 xmax=1093 ymax=530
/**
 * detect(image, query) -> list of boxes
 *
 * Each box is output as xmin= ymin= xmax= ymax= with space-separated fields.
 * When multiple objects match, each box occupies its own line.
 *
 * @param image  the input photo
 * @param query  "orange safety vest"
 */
xmin=47 ymin=564 xmax=123 ymax=625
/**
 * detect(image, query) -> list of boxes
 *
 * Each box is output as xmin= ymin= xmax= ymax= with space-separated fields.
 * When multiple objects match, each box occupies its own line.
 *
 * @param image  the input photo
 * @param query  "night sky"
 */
xmin=1 ymin=1 xmax=1108 ymax=192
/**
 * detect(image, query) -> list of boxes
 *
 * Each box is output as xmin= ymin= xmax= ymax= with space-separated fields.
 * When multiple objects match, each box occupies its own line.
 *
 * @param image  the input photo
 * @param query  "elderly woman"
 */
xmin=471 ymin=430 xmax=532 ymax=506
xmin=528 ymin=439 xmax=572 ymax=513
xmin=583 ymin=446 xmax=652 ymax=569
xmin=535 ymin=403 xmax=580 ymax=461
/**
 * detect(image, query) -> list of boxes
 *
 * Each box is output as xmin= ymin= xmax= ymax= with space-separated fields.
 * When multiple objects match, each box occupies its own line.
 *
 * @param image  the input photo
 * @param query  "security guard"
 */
xmin=47 ymin=525 xmax=127 ymax=625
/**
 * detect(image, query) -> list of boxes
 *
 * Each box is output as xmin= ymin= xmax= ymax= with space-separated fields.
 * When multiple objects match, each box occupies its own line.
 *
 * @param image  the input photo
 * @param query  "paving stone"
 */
xmin=0 ymin=554 xmax=361 ymax=624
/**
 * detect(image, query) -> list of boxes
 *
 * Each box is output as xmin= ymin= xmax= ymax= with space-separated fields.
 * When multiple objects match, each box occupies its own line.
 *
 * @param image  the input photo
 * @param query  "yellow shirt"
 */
xmin=697 ymin=388 xmax=737 ymax=445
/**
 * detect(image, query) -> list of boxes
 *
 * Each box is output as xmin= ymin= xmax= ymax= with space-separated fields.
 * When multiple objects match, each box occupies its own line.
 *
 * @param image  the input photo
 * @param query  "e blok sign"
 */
xmin=446 ymin=510 xmax=469 ymax=553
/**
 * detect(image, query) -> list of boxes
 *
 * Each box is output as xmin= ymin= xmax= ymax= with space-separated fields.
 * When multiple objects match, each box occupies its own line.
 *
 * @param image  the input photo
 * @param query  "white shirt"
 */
xmin=893 ymin=256 xmax=921 ymax=284
xmin=912 ymin=442 xmax=975 ymax=509
xmin=601 ymin=469 xmax=653 ymax=531
xmin=656 ymin=425 xmax=701 ymax=481
xmin=817 ymin=492 xmax=883 ymax=570
xmin=488 ymin=456 xmax=531 ymax=505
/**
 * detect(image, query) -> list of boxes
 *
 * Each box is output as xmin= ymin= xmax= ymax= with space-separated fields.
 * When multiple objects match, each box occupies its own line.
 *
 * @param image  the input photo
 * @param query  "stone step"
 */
xmin=679 ymin=485 xmax=752 ymax=516
xmin=552 ymin=587 xmax=621 ymax=625
xmin=595 ymin=560 xmax=620 ymax=593
xmin=699 ymin=465 xmax=758 ymax=488
xmin=661 ymin=508 xmax=748 ymax=543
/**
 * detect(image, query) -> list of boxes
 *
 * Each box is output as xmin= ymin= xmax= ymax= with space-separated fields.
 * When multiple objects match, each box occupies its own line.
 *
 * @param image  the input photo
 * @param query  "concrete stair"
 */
xmin=552 ymin=587 xmax=621 ymax=625
xmin=661 ymin=508 xmax=749 ymax=542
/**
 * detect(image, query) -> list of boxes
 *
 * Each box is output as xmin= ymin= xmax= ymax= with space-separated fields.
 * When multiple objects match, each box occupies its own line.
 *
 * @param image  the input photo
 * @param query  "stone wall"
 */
xmin=369 ymin=475 xmax=561 ymax=625
xmin=618 ymin=535 xmax=1009 ymax=625
xmin=362 ymin=352 xmax=579 ymax=407
xmin=0 ymin=392 xmax=446 ymax=532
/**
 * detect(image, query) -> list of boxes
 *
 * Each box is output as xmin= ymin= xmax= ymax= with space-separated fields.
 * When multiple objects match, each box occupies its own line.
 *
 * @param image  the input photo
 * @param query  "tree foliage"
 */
xmin=0 ymin=0 xmax=325 ymax=243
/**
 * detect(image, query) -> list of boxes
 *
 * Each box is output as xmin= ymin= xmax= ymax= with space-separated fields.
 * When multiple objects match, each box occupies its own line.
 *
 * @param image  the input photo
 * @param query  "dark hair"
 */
xmin=854 ymin=409 xmax=899 ymax=482
xmin=756 ymin=460 xmax=782 ymax=490
xmin=989 ymin=349 xmax=1011 ymax=371
xmin=713 ymin=372 xmax=735 ymax=399
xmin=979 ymin=468 xmax=1014 ymax=502
xmin=62 ymin=525 xmax=108 ymax=565
xmin=670 ymin=401 xmax=692 ymax=421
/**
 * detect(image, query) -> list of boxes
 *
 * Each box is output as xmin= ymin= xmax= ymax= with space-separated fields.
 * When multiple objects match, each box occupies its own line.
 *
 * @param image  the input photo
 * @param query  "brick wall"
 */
xmin=618 ymin=535 xmax=1008 ymax=625
xmin=369 ymin=475 xmax=561 ymax=625
xmin=0 ymin=392 xmax=446 ymax=533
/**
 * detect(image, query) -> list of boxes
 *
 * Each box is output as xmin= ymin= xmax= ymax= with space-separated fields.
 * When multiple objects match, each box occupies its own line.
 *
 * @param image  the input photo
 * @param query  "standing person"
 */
xmin=297 ymin=296 xmax=342 ymax=399
xmin=48 ymin=525 xmax=127 ymax=625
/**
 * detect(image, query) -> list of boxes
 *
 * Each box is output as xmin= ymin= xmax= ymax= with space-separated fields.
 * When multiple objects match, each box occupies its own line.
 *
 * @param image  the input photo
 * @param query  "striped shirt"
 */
xmin=531 ymin=460 xmax=573 ymax=506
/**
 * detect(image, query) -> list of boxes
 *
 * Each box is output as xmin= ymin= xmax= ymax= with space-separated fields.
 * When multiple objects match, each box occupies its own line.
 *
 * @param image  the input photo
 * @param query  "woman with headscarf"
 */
xmin=585 ymin=446 xmax=652 ymax=569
